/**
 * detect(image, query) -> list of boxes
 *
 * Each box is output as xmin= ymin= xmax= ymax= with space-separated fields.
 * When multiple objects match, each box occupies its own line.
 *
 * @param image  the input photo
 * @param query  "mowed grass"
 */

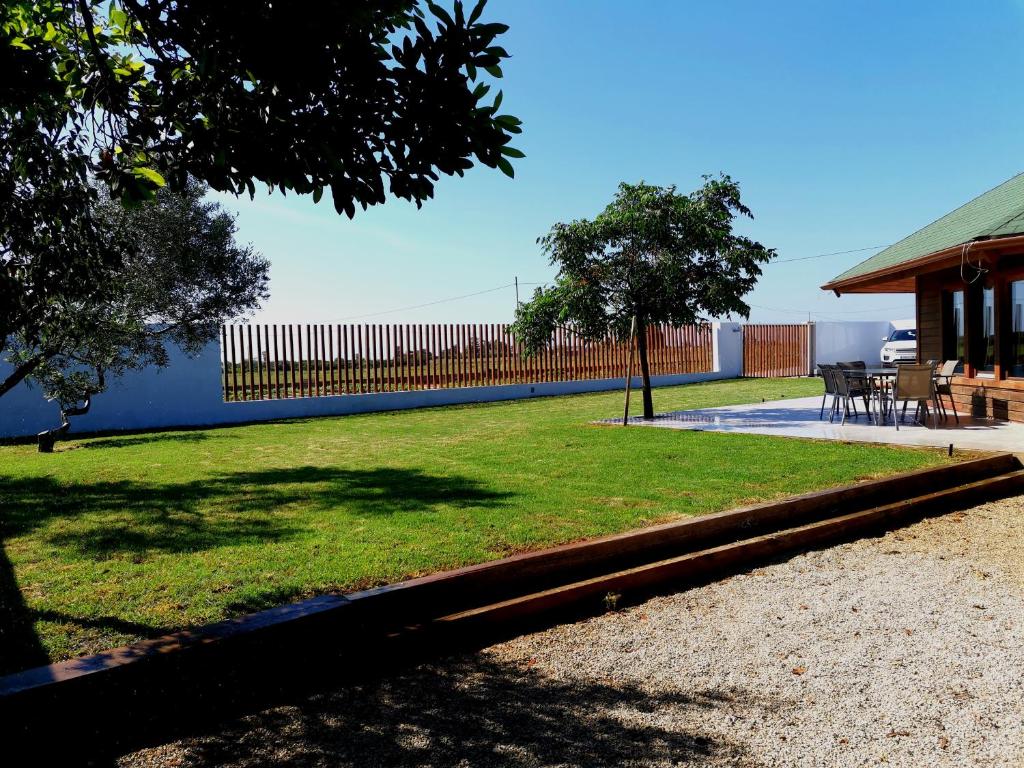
xmin=0 ymin=378 xmax=949 ymax=673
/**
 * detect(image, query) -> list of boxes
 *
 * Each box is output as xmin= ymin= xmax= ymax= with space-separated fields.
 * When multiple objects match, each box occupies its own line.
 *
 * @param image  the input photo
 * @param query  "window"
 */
xmin=1009 ymin=280 xmax=1024 ymax=377
xmin=980 ymin=283 xmax=996 ymax=372
xmin=887 ymin=329 xmax=917 ymax=342
xmin=944 ymin=289 xmax=965 ymax=372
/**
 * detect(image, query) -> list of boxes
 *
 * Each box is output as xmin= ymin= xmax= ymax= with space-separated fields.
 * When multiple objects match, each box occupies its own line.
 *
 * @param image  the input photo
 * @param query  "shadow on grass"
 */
xmin=73 ymin=432 xmax=214 ymax=450
xmin=0 ymin=605 xmax=168 ymax=678
xmin=0 ymin=544 xmax=49 ymax=675
xmin=0 ymin=466 xmax=513 ymax=676
xmin=128 ymin=656 xmax=756 ymax=767
xmin=0 ymin=466 xmax=512 ymax=553
xmin=29 ymin=608 xmax=161 ymax=638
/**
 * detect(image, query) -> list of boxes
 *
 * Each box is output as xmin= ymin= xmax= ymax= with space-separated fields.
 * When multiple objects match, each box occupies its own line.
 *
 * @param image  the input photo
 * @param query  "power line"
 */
xmin=821 ymin=305 xmax=911 ymax=315
xmin=773 ymin=244 xmax=891 ymax=264
xmin=336 ymin=283 xmax=517 ymax=321
xmin=331 ymin=254 xmax=906 ymax=324
xmin=749 ymin=302 xmax=911 ymax=317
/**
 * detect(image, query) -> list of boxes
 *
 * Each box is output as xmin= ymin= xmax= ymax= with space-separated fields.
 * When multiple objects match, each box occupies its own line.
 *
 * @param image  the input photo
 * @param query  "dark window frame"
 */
xmin=1000 ymin=262 xmax=1024 ymax=379
xmin=941 ymin=287 xmax=966 ymax=373
xmin=970 ymin=279 xmax=997 ymax=374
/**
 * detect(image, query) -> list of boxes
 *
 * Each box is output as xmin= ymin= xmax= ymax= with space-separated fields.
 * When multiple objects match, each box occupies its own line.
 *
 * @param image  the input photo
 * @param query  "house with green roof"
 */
xmin=823 ymin=171 xmax=1024 ymax=420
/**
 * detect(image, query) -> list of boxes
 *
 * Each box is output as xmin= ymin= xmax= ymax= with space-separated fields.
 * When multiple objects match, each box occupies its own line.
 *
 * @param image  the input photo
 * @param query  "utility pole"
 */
xmin=514 ymin=276 xmax=519 ymax=306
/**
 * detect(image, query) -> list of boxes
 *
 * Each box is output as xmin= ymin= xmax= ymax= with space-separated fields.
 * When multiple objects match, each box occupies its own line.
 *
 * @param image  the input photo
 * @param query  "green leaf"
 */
xmin=497 ymin=156 xmax=514 ymax=178
xmin=500 ymin=146 xmax=524 ymax=158
xmin=110 ymin=6 xmax=128 ymax=28
xmin=132 ymin=166 xmax=166 ymax=187
xmin=312 ymin=186 xmax=323 ymax=204
xmin=468 ymin=0 xmax=487 ymax=25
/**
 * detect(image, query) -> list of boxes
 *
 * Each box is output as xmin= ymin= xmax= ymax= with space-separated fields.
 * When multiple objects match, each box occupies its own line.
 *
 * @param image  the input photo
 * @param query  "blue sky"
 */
xmin=216 ymin=0 xmax=1024 ymax=326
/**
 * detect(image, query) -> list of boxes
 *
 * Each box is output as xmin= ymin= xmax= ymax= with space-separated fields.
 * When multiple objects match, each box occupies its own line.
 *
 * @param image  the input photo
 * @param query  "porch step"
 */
xmin=431 ymin=467 xmax=1024 ymax=634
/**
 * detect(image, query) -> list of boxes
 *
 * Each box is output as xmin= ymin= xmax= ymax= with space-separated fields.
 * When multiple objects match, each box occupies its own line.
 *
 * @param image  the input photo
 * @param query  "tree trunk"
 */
xmin=636 ymin=317 xmax=654 ymax=419
xmin=0 ymin=355 xmax=45 ymax=399
xmin=37 ymin=368 xmax=105 ymax=452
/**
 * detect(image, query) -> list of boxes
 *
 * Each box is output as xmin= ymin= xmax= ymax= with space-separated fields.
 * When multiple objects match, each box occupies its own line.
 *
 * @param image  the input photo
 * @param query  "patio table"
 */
xmin=839 ymin=367 xmax=934 ymax=426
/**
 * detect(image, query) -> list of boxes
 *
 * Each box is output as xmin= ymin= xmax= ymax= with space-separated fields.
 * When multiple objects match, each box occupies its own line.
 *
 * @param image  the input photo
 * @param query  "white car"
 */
xmin=880 ymin=328 xmax=917 ymax=367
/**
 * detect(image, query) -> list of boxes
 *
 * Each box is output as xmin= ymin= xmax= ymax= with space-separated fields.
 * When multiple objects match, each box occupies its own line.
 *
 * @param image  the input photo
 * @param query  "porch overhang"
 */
xmin=821 ymin=234 xmax=1024 ymax=295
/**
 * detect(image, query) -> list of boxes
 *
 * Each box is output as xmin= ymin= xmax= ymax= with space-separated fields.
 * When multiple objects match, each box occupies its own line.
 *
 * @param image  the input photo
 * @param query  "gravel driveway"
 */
xmin=121 ymin=496 xmax=1024 ymax=768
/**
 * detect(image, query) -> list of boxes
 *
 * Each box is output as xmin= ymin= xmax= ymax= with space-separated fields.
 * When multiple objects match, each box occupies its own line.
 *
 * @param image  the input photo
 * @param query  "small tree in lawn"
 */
xmin=511 ymin=177 xmax=774 ymax=419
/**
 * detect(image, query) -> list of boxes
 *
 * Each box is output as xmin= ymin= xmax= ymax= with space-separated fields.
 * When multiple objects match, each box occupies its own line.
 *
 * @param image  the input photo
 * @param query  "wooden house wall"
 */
xmin=916 ymin=274 xmax=943 ymax=364
xmin=916 ymin=261 xmax=1024 ymax=422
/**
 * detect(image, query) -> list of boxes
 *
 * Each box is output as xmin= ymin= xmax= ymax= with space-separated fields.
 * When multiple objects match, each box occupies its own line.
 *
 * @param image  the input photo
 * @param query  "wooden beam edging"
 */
xmin=432 ymin=469 xmax=1024 ymax=632
xmin=0 ymin=453 xmax=1019 ymax=759
xmin=338 ymin=453 xmax=1017 ymax=622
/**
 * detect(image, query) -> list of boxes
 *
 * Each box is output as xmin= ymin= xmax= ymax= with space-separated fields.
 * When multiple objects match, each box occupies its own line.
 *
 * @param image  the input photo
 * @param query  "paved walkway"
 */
xmin=606 ymin=395 xmax=1024 ymax=453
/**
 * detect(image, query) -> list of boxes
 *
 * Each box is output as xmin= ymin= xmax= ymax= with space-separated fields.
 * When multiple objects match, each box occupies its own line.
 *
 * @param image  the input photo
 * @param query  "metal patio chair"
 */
xmin=890 ymin=362 xmax=939 ymax=430
xmin=836 ymin=361 xmax=871 ymax=419
xmin=933 ymin=359 xmax=960 ymax=424
xmin=817 ymin=363 xmax=838 ymax=420
xmin=831 ymin=365 xmax=870 ymax=425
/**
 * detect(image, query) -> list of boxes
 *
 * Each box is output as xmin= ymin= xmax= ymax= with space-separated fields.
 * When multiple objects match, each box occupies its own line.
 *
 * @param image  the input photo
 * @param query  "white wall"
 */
xmin=0 ymin=322 xmax=740 ymax=440
xmin=811 ymin=321 xmax=899 ymax=368
xmin=714 ymin=321 xmax=743 ymax=378
xmin=4 ymin=320 xmax=931 ymax=440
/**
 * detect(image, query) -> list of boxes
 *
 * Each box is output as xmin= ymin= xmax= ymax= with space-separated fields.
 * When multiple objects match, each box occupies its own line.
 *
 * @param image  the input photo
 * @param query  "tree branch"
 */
xmin=74 ymin=0 xmax=119 ymax=111
xmin=75 ymin=1 xmax=108 ymax=69
xmin=120 ymin=0 xmax=172 ymax=63
xmin=0 ymin=354 xmax=48 ymax=398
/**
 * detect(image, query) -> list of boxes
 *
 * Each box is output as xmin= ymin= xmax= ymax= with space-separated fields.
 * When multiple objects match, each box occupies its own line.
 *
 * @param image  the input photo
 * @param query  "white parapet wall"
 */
xmin=810 ymin=320 xmax=900 ymax=369
xmin=0 ymin=322 xmax=743 ymax=440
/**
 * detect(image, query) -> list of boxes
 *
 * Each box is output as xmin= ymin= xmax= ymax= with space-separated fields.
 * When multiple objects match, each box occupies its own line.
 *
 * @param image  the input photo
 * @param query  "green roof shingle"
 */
xmin=829 ymin=171 xmax=1024 ymax=284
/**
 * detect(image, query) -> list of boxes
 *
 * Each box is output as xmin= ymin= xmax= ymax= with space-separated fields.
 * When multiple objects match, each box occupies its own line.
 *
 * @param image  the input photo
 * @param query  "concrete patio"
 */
xmin=611 ymin=395 xmax=1024 ymax=453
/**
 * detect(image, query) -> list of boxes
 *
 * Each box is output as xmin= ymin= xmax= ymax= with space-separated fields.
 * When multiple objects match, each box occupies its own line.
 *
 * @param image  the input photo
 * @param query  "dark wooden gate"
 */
xmin=742 ymin=324 xmax=809 ymax=377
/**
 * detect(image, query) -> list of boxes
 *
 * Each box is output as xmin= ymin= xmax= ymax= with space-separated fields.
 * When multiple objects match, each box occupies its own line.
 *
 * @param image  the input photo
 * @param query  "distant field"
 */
xmin=0 ymin=377 xmax=949 ymax=675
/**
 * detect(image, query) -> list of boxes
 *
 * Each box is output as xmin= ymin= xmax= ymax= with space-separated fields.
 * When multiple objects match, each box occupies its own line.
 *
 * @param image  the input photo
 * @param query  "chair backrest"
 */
xmin=832 ymin=366 xmax=853 ymax=396
xmin=939 ymin=359 xmax=958 ymax=377
xmin=837 ymin=361 xmax=868 ymax=390
xmin=894 ymin=363 xmax=934 ymax=401
xmin=818 ymin=364 xmax=837 ymax=394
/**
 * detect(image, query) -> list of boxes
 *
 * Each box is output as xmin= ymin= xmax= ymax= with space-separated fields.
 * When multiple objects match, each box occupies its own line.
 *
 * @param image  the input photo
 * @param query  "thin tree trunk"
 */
xmin=636 ymin=317 xmax=654 ymax=419
xmin=0 ymin=355 xmax=45 ymax=399
xmin=622 ymin=316 xmax=637 ymax=426
xmin=37 ymin=367 xmax=105 ymax=452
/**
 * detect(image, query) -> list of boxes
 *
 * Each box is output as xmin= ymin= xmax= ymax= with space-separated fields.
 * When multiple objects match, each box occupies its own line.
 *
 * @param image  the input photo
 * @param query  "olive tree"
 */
xmin=7 ymin=179 xmax=269 ymax=448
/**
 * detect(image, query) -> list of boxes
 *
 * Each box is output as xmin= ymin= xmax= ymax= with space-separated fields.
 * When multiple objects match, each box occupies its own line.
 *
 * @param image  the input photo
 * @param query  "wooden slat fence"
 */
xmin=221 ymin=323 xmax=714 ymax=402
xmin=742 ymin=324 xmax=809 ymax=378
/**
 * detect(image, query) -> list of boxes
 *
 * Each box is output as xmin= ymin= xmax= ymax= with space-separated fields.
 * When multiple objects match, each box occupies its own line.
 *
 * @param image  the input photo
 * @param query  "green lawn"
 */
xmin=0 ymin=378 xmax=949 ymax=674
